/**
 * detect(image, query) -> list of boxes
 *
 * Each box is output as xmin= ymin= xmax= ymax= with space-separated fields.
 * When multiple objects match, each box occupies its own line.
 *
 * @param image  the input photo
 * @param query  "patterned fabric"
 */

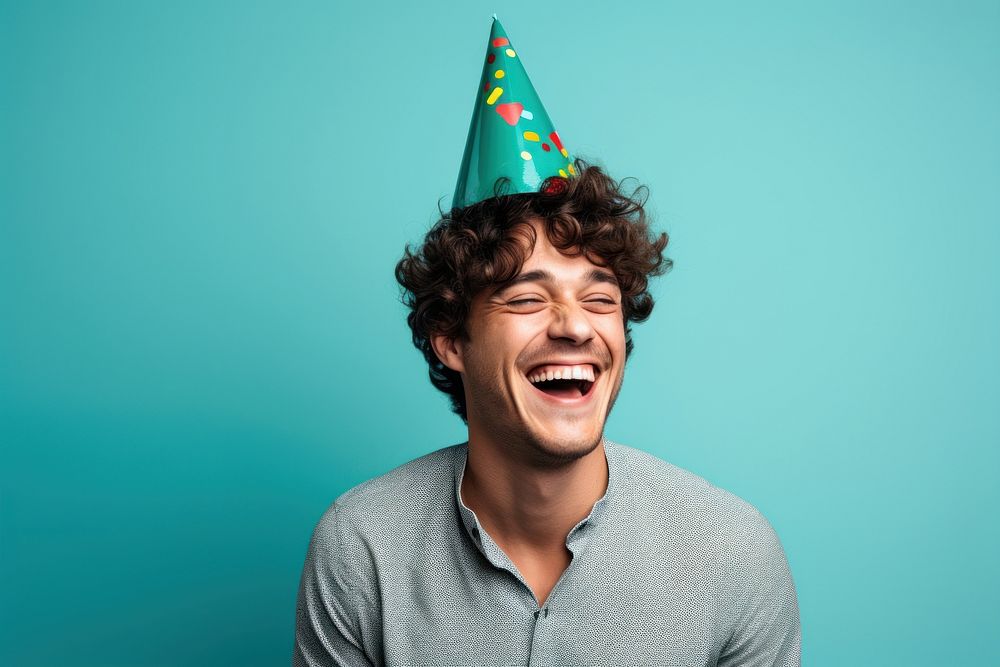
xmin=293 ymin=441 xmax=800 ymax=666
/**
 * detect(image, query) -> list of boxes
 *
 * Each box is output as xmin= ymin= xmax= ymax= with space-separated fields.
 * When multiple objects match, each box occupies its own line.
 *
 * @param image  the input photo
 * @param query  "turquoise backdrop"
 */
xmin=2 ymin=1 xmax=998 ymax=665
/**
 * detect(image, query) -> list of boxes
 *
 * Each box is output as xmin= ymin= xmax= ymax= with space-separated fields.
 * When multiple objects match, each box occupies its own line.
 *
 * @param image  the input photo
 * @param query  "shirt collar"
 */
xmin=453 ymin=440 xmax=617 ymax=553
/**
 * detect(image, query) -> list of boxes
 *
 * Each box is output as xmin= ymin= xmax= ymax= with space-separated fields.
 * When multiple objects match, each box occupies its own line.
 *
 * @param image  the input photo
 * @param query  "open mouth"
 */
xmin=525 ymin=365 xmax=598 ymax=400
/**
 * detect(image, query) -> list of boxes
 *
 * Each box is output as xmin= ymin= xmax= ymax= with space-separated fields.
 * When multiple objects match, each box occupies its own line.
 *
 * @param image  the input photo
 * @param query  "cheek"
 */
xmin=466 ymin=329 xmax=526 ymax=378
xmin=597 ymin=318 xmax=627 ymax=353
xmin=500 ymin=318 xmax=545 ymax=352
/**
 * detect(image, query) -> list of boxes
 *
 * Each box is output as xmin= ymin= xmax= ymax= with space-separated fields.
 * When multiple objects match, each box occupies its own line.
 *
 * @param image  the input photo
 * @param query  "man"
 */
xmin=293 ymin=17 xmax=799 ymax=667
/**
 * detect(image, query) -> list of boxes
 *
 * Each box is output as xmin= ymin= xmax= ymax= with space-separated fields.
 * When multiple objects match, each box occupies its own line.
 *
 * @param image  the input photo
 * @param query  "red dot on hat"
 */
xmin=495 ymin=102 xmax=524 ymax=126
xmin=541 ymin=177 xmax=568 ymax=195
xmin=542 ymin=143 xmax=551 ymax=151
xmin=487 ymin=53 xmax=495 ymax=64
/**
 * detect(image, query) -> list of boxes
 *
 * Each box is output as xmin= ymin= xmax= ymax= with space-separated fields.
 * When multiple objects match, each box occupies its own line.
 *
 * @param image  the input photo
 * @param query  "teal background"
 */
xmin=2 ymin=1 xmax=997 ymax=665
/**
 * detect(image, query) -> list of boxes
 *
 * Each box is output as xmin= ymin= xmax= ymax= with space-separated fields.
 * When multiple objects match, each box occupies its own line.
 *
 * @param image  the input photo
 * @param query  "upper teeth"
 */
xmin=527 ymin=364 xmax=596 ymax=383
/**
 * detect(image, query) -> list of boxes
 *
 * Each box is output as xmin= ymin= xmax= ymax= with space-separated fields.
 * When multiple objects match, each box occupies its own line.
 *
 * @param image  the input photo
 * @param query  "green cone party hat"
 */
xmin=452 ymin=17 xmax=575 ymax=209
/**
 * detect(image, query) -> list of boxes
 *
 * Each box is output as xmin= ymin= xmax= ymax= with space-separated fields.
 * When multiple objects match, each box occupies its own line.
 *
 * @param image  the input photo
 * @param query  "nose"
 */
xmin=547 ymin=301 xmax=596 ymax=345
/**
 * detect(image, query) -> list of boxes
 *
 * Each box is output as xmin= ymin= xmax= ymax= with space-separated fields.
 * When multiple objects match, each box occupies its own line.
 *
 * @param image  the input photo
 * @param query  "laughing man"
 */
xmin=293 ymin=17 xmax=800 ymax=667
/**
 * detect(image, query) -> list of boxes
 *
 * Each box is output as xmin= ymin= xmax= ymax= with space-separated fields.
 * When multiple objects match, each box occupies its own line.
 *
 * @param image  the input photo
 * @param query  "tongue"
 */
xmin=537 ymin=379 xmax=583 ymax=398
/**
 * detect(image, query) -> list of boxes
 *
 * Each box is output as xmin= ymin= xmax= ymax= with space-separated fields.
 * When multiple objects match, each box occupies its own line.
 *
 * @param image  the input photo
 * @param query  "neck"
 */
xmin=460 ymin=430 xmax=609 ymax=554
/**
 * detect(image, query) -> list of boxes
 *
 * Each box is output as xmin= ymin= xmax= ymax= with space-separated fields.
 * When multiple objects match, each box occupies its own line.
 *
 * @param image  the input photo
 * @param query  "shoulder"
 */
xmin=607 ymin=440 xmax=773 ymax=539
xmin=602 ymin=442 xmax=800 ymax=663
xmin=310 ymin=443 xmax=462 ymax=546
xmin=605 ymin=440 xmax=793 ymax=588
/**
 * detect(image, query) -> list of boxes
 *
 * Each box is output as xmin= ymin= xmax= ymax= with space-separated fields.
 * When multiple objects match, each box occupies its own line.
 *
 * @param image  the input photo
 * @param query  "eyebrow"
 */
xmin=491 ymin=268 xmax=619 ymax=297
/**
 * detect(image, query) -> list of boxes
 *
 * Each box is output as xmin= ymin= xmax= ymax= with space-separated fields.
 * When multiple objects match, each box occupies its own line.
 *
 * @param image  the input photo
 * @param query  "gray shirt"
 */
xmin=293 ymin=441 xmax=800 ymax=666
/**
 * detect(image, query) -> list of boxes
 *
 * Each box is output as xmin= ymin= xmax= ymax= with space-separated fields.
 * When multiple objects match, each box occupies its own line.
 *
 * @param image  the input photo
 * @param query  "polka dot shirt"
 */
xmin=293 ymin=441 xmax=800 ymax=666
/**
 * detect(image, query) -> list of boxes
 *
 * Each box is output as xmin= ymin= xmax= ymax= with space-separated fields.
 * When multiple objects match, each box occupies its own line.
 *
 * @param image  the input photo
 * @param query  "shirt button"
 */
xmin=533 ymin=610 xmax=540 ymax=619
xmin=544 ymin=608 xmax=549 ymax=617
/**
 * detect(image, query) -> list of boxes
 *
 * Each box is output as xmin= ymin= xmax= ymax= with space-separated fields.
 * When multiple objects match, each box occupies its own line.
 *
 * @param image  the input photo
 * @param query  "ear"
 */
xmin=430 ymin=333 xmax=466 ymax=374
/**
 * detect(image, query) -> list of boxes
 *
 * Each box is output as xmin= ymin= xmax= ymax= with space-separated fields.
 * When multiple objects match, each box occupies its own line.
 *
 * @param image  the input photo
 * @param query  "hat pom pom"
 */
xmin=540 ymin=176 xmax=569 ymax=196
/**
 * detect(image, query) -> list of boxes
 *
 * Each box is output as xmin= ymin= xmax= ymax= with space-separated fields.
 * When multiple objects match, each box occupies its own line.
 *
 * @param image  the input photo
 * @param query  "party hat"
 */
xmin=452 ymin=17 xmax=575 ymax=209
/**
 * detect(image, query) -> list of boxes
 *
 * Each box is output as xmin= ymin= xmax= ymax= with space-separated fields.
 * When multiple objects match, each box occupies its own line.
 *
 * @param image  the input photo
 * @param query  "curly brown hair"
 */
xmin=395 ymin=160 xmax=671 ymax=423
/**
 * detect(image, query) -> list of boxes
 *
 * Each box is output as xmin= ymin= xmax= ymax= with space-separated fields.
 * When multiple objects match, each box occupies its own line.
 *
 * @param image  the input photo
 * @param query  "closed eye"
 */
xmin=508 ymin=298 xmax=543 ymax=306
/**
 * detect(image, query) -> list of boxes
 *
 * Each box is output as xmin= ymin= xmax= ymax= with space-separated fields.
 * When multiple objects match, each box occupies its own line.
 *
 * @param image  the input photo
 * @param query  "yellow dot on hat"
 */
xmin=568 ymin=163 xmax=576 ymax=175
xmin=494 ymin=69 xmax=505 ymax=79
xmin=486 ymin=87 xmax=503 ymax=105
xmin=520 ymin=151 xmax=532 ymax=160
xmin=506 ymin=48 xmax=516 ymax=57
xmin=561 ymin=148 xmax=569 ymax=158
xmin=559 ymin=169 xmax=568 ymax=178
xmin=523 ymin=131 xmax=539 ymax=141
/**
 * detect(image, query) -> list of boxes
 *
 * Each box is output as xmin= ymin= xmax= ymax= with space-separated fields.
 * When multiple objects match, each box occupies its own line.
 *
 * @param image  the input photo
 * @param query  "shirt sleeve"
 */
xmin=717 ymin=509 xmax=801 ymax=667
xmin=292 ymin=503 xmax=380 ymax=667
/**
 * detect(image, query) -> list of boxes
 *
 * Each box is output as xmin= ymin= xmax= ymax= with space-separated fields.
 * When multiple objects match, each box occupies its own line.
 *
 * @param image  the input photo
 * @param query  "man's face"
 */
xmin=443 ymin=219 xmax=627 ymax=466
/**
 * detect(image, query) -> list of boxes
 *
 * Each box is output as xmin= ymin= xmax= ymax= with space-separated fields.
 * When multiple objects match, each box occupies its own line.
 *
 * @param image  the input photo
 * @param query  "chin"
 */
xmin=524 ymin=425 xmax=605 ymax=467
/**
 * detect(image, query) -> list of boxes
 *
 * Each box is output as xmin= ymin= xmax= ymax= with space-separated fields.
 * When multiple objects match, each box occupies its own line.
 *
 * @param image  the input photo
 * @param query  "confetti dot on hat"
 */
xmin=483 ymin=81 xmax=490 ymax=91
xmin=520 ymin=151 xmax=532 ymax=160
xmin=505 ymin=48 xmax=516 ymax=57
xmin=568 ymin=163 xmax=576 ymax=175
xmin=492 ymin=37 xmax=509 ymax=47
xmin=542 ymin=143 xmax=551 ymax=151
xmin=523 ymin=131 xmax=539 ymax=141
xmin=548 ymin=131 xmax=564 ymax=153
xmin=495 ymin=102 xmax=523 ymax=125
xmin=559 ymin=169 xmax=568 ymax=177
xmin=495 ymin=69 xmax=505 ymax=79
xmin=487 ymin=53 xmax=496 ymax=64
xmin=520 ymin=109 xmax=534 ymax=120
xmin=487 ymin=87 xmax=503 ymax=105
